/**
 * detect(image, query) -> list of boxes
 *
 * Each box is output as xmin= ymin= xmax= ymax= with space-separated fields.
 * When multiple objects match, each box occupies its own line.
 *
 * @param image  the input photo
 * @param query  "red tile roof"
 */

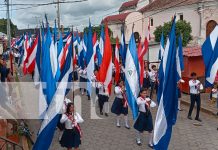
xmin=119 ymin=0 xmax=139 ymax=12
xmin=102 ymin=12 xmax=130 ymax=24
xmin=139 ymin=0 xmax=201 ymax=13
xmin=183 ymin=46 xmax=202 ymax=57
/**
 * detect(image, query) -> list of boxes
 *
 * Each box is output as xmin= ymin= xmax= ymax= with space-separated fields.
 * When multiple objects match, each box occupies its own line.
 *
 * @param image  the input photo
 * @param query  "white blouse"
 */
xmin=60 ymin=112 xmax=84 ymax=129
xmin=136 ymin=97 xmax=151 ymax=113
xmin=115 ymin=86 xmax=123 ymax=99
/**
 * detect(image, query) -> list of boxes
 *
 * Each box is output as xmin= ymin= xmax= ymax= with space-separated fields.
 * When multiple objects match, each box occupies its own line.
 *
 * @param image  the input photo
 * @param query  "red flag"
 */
xmin=114 ymin=37 xmax=120 ymax=84
xmin=98 ymin=23 xmax=113 ymax=95
xmin=93 ymin=32 xmax=97 ymax=62
xmin=23 ymin=36 xmax=39 ymax=75
xmin=138 ymin=38 xmax=149 ymax=86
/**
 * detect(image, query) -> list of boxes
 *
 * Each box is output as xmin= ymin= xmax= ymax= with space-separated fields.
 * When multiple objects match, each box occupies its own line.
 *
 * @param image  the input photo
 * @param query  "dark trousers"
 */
xmin=98 ymin=94 xmax=109 ymax=113
xmin=188 ymin=94 xmax=201 ymax=119
xmin=150 ymin=82 xmax=158 ymax=99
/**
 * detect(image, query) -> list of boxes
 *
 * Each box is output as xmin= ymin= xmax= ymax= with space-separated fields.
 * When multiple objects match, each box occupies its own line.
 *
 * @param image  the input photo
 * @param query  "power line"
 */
xmin=0 ymin=0 xmax=88 ymax=11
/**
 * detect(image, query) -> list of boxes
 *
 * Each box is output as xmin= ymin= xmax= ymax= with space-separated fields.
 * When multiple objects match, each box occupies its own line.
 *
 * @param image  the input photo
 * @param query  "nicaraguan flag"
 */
xmin=153 ymin=16 xmax=178 ymax=150
xmin=202 ymin=25 xmax=218 ymax=87
xmin=33 ymin=38 xmax=73 ymax=150
xmin=159 ymin=32 xmax=165 ymax=60
xmin=86 ymin=20 xmax=94 ymax=95
xmin=120 ymin=29 xmax=126 ymax=67
xmin=98 ymin=24 xmax=104 ymax=66
xmin=124 ymin=33 xmax=140 ymax=120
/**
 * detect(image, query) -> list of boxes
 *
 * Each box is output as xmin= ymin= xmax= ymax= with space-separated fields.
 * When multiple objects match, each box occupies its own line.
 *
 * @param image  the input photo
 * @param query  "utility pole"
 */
xmin=6 ymin=0 xmax=11 ymax=50
xmin=57 ymin=0 xmax=61 ymax=31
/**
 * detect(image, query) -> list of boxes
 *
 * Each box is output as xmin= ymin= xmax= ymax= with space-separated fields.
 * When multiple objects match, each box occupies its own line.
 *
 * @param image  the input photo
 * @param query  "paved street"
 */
xmin=18 ymin=74 xmax=218 ymax=150
xmin=26 ymin=86 xmax=218 ymax=150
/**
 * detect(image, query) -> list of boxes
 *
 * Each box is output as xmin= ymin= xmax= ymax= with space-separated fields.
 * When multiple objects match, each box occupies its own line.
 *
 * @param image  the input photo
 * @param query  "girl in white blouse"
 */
xmin=60 ymin=103 xmax=84 ymax=150
xmin=111 ymin=80 xmax=130 ymax=129
xmin=134 ymin=88 xmax=154 ymax=148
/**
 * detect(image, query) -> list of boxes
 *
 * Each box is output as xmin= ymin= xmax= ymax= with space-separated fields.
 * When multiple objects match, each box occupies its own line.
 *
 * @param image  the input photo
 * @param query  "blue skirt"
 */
xmin=111 ymin=97 xmax=128 ymax=115
xmin=134 ymin=111 xmax=153 ymax=132
xmin=60 ymin=128 xmax=81 ymax=148
xmin=143 ymin=78 xmax=150 ymax=88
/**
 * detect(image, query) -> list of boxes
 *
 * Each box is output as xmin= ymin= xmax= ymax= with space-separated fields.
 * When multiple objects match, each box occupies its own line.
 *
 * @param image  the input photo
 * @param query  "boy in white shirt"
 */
xmin=187 ymin=72 xmax=203 ymax=122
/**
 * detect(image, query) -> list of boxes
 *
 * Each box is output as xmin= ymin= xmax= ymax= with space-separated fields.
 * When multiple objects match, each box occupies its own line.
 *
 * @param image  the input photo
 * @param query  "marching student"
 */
xmin=149 ymin=65 xmax=158 ymax=99
xmin=57 ymin=97 xmax=72 ymax=141
xmin=97 ymin=82 xmax=109 ymax=116
xmin=143 ymin=66 xmax=150 ymax=89
xmin=187 ymin=72 xmax=203 ymax=122
xmin=60 ymin=103 xmax=83 ymax=150
xmin=211 ymin=82 xmax=218 ymax=117
xmin=134 ymin=88 xmax=154 ymax=148
xmin=78 ymin=67 xmax=86 ymax=95
xmin=111 ymin=80 xmax=130 ymax=129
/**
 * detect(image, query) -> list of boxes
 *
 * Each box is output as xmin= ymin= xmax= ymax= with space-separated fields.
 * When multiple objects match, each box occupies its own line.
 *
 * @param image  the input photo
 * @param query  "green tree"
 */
xmin=153 ymin=20 xmax=192 ymax=46
xmin=0 ymin=18 xmax=18 ymax=37
xmin=83 ymin=25 xmax=113 ymax=39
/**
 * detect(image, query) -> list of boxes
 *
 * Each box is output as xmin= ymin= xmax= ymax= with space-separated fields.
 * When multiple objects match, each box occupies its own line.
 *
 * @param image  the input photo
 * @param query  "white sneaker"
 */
xmin=116 ymin=123 xmax=121 ymax=128
xmin=136 ymin=139 xmax=141 ymax=146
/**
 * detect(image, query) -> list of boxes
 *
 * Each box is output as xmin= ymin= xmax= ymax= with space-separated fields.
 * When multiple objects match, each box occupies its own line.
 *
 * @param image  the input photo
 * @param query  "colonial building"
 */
xmin=103 ymin=0 xmax=218 ymax=62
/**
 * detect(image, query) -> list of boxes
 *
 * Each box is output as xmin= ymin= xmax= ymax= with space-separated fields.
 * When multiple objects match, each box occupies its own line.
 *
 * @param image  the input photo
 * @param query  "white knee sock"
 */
xmin=116 ymin=115 xmax=120 ymax=126
xmin=104 ymin=102 xmax=109 ymax=113
xmin=124 ymin=115 xmax=129 ymax=127
xmin=136 ymin=131 xmax=141 ymax=141
xmin=148 ymin=132 xmax=153 ymax=145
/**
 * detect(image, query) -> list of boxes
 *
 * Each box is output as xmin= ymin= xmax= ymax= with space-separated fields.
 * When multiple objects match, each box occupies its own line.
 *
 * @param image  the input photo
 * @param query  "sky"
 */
xmin=0 ymin=0 xmax=126 ymax=31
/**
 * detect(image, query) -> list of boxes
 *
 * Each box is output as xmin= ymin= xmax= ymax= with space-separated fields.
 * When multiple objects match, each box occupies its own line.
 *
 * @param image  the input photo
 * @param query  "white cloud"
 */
xmin=0 ymin=0 xmax=126 ymax=31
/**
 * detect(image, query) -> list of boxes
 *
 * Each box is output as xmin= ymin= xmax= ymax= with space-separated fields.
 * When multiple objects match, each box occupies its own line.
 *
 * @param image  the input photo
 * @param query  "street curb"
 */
xmin=181 ymin=100 xmax=217 ymax=116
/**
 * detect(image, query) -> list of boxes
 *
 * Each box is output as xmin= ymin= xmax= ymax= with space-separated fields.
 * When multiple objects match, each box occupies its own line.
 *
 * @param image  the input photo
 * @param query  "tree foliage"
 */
xmin=0 ymin=19 xmax=18 ymax=37
xmin=153 ymin=20 xmax=192 ymax=46
xmin=83 ymin=25 xmax=113 ymax=39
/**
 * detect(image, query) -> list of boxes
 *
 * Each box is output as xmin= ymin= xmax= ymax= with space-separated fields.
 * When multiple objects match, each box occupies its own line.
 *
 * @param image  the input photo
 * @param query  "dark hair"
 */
xmin=66 ymin=103 xmax=74 ymax=114
xmin=151 ymin=65 xmax=156 ymax=69
xmin=191 ymin=72 xmax=197 ymax=77
xmin=116 ymin=79 xmax=124 ymax=86
xmin=138 ymin=88 xmax=148 ymax=97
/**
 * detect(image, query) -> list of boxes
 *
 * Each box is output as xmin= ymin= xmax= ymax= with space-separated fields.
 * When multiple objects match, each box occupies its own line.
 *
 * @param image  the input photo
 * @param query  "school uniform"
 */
xmin=143 ymin=70 xmax=150 ymax=88
xmin=91 ymin=74 xmax=99 ymax=96
xmin=60 ymin=112 xmax=83 ymax=148
xmin=78 ymin=68 xmax=87 ymax=93
xmin=188 ymin=79 xmax=203 ymax=120
xmin=97 ymin=83 xmax=109 ymax=114
xmin=149 ymin=70 xmax=158 ymax=99
xmin=57 ymin=98 xmax=72 ymax=131
xmin=111 ymin=86 xmax=128 ymax=115
xmin=134 ymin=97 xmax=153 ymax=132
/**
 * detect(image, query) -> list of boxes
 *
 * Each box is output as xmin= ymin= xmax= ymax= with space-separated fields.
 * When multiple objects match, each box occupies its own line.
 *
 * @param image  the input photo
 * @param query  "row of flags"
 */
xmin=10 ymin=15 xmax=217 ymax=150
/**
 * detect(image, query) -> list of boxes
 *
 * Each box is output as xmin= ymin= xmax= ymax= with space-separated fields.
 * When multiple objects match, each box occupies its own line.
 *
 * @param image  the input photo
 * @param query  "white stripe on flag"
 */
xmin=39 ymin=60 xmax=73 ymax=134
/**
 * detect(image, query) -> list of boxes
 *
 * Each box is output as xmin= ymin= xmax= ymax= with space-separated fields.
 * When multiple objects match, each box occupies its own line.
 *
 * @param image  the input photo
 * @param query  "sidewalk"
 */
xmin=181 ymin=93 xmax=217 ymax=116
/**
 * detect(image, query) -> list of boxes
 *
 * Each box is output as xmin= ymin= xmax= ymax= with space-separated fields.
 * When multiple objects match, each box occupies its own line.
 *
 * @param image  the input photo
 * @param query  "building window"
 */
xmin=179 ymin=13 xmax=183 ymax=21
xmin=150 ymin=18 xmax=153 ymax=26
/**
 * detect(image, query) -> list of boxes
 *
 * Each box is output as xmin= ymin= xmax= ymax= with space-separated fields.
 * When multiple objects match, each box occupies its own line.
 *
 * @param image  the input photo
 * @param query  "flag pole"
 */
xmin=71 ymin=25 xmax=75 ymax=118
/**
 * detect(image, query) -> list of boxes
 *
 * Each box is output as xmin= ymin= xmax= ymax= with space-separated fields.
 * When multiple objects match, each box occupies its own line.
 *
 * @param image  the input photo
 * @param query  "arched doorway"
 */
xmin=206 ymin=20 xmax=217 ymax=37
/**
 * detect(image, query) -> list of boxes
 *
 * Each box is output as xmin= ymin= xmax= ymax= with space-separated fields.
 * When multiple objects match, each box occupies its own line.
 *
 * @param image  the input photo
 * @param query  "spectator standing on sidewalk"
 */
xmin=187 ymin=72 xmax=203 ymax=122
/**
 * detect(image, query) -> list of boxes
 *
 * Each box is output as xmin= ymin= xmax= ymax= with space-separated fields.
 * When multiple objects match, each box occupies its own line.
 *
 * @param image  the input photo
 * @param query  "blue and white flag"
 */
xmin=124 ymin=34 xmax=140 ymax=120
xmin=153 ymin=16 xmax=178 ymax=150
xmin=57 ymin=31 xmax=63 ymax=58
xmin=120 ymin=29 xmax=126 ymax=67
xmin=86 ymin=20 xmax=94 ymax=95
xmin=33 ymin=40 xmax=73 ymax=150
xmin=202 ymin=25 xmax=218 ymax=87
xmin=98 ymin=25 xmax=104 ymax=66
xmin=51 ymin=22 xmax=61 ymax=81
xmin=176 ymin=34 xmax=184 ymax=81
xmin=159 ymin=32 xmax=165 ymax=60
